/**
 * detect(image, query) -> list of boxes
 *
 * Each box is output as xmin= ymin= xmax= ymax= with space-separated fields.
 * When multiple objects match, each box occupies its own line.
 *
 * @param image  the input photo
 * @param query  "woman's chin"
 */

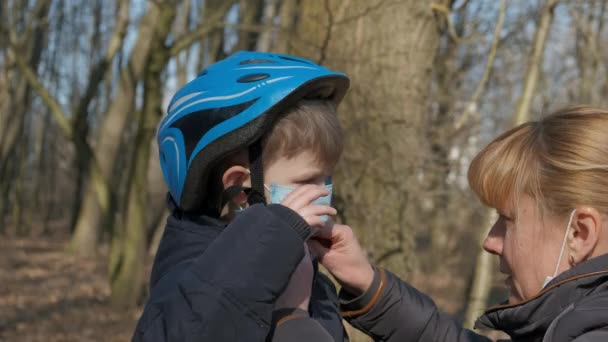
xmin=505 ymin=278 xmax=523 ymax=304
xmin=508 ymin=293 xmax=522 ymax=305
xmin=507 ymin=288 xmax=525 ymax=305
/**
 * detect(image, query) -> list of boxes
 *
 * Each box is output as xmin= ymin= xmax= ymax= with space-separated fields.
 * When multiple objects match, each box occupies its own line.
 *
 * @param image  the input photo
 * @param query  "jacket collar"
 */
xmin=475 ymin=254 xmax=608 ymax=341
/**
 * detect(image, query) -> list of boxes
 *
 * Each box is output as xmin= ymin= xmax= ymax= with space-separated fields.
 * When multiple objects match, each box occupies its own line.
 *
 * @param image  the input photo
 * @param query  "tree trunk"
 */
xmin=572 ymin=0 xmax=605 ymax=105
xmin=296 ymin=0 xmax=442 ymax=278
xmin=176 ymin=0 xmax=191 ymax=88
xmin=512 ymin=0 xmax=559 ymax=125
xmin=426 ymin=0 xmax=469 ymax=265
xmin=255 ymin=0 xmax=278 ymax=52
xmin=70 ymin=1 xmax=166 ymax=256
xmin=68 ymin=0 xmax=130 ymax=233
xmin=0 ymin=0 xmax=50 ymax=167
xmin=196 ymin=0 xmax=233 ymax=69
xmin=464 ymin=211 xmax=497 ymax=329
xmin=109 ymin=2 xmax=177 ymax=308
xmin=236 ymin=0 xmax=264 ymax=51
xmin=465 ymin=0 xmax=557 ymax=327
xmin=0 ymin=0 xmax=51 ymax=231
xmin=275 ymin=0 xmax=298 ymax=54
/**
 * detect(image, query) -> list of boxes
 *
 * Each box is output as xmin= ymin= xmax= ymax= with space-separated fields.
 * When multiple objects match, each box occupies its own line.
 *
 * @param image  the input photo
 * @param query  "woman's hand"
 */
xmin=308 ymin=223 xmax=375 ymax=295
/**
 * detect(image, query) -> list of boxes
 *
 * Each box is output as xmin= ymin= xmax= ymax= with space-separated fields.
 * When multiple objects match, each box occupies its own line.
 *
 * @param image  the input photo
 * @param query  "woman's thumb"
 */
xmin=307 ymin=239 xmax=328 ymax=261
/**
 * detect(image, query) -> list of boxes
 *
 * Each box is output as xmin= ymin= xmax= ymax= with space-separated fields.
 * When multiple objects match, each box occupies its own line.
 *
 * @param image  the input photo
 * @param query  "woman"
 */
xmin=308 ymin=106 xmax=608 ymax=341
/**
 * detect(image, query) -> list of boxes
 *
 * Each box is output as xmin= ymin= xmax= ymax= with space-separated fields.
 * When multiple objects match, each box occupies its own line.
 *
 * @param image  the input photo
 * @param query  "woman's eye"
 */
xmin=499 ymin=214 xmax=512 ymax=222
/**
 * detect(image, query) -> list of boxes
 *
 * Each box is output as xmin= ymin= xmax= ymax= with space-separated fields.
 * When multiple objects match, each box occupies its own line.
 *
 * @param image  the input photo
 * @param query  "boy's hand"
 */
xmin=280 ymin=184 xmax=337 ymax=228
xmin=308 ymin=223 xmax=375 ymax=296
xmin=274 ymin=243 xmax=314 ymax=311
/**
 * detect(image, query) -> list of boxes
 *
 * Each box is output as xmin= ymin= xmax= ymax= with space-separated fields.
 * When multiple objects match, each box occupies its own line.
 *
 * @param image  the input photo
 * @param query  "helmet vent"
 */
xmin=237 ymin=73 xmax=270 ymax=83
xmin=278 ymin=56 xmax=314 ymax=65
xmin=239 ymin=59 xmax=277 ymax=65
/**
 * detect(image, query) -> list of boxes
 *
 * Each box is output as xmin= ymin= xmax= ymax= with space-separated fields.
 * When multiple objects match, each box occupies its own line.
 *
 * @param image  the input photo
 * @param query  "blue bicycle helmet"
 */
xmin=157 ymin=51 xmax=349 ymax=215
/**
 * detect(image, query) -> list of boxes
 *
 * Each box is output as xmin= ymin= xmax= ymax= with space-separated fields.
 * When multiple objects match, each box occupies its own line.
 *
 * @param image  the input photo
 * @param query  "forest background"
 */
xmin=1 ymin=0 xmax=607 ymax=340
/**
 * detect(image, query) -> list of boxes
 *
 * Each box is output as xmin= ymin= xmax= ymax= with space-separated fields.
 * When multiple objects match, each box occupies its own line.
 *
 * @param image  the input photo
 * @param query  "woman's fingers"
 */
xmin=307 ymin=239 xmax=329 ymax=260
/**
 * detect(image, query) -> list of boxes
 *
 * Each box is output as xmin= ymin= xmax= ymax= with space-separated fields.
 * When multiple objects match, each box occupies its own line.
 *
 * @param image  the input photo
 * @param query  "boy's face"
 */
xmin=263 ymin=150 xmax=332 ymax=200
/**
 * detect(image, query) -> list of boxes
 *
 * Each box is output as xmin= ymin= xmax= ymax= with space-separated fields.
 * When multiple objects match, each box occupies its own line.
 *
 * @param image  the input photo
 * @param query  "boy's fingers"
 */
xmin=282 ymin=185 xmax=325 ymax=208
xmin=304 ymin=215 xmax=325 ymax=228
xmin=285 ymin=186 xmax=329 ymax=210
xmin=298 ymin=205 xmax=337 ymax=218
xmin=280 ymin=184 xmax=316 ymax=206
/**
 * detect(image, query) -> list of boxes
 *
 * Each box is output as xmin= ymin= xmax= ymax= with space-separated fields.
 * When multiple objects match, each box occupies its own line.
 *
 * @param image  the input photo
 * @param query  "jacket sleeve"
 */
xmin=340 ymin=269 xmax=492 ymax=342
xmin=545 ymin=293 xmax=608 ymax=342
xmin=269 ymin=271 xmax=348 ymax=342
xmin=270 ymin=309 xmax=335 ymax=342
xmin=571 ymin=331 xmax=608 ymax=342
xmin=132 ymin=204 xmax=312 ymax=342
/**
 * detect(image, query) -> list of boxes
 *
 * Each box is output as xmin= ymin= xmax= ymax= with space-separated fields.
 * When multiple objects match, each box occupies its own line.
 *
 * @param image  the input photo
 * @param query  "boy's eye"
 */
xmin=295 ymin=179 xmax=317 ymax=185
xmin=294 ymin=175 xmax=326 ymax=185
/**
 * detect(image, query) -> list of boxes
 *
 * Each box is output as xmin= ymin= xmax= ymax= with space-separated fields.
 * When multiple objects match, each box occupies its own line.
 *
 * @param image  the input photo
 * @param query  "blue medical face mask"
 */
xmin=264 ymin=180 xmax=333 ymax=222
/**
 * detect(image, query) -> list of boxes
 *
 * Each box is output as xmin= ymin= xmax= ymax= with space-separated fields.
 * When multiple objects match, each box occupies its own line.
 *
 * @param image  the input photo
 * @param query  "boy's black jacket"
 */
xmin=132 ymin=203 xmax=348 ymax=342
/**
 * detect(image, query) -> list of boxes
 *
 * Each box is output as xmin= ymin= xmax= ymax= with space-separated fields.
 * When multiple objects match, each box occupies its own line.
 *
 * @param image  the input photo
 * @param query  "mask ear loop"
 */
xmin=551 ymin=209 xmax=577 ymax=278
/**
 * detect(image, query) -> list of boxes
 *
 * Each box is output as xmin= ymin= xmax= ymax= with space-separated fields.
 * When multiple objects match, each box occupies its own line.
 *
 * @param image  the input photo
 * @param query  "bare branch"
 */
xmin=72 ymin=0 xmax=129 ymax=127
xmin=168 ymin=1 xmax=235 ymax=57
xmin=317 ymin=0 xmax=334 ymax=65
xmin=454 ymin=0 xmax=508 ymax=131
xmin=10 ymin=45 xmax=72 ymax=140
xmin=431 ymin=2 xmax=462 ymax=42
xmin=513 ymin=0 xmax=561 ymax=125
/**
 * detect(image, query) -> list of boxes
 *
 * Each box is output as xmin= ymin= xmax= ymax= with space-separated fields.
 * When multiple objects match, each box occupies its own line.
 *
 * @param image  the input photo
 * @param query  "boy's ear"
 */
xmin=222 ymin=165 xmax=251 ymax=205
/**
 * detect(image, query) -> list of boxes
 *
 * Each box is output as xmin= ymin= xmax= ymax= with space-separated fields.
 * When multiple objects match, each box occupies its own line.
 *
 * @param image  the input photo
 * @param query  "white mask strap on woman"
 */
xmin=542 ymin=209 xmax=576 ymax=289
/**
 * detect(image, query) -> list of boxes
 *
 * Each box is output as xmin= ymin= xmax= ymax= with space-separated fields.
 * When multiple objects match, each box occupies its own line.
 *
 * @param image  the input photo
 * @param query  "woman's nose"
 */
xmin=483 ymin=220 xmax=504 ymax=256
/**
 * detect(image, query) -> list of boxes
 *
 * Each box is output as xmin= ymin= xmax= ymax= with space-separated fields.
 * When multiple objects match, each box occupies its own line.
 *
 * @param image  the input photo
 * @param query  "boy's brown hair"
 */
xmin=262 ymin=99 xmax=343 ymax=171
xmin=204 ymin=99 xmax=344 ymax=210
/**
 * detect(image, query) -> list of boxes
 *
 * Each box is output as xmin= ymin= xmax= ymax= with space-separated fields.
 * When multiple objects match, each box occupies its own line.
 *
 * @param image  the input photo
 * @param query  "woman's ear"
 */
xmin=222 ymin=166 xmax=251 ymax=206
xmin=568 ymin=207 xmax=601 ymax=264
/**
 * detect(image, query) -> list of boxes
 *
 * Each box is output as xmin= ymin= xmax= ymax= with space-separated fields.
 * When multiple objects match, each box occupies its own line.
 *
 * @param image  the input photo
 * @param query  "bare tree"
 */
xmin=69 ymin=0 xmax=169 ymax=257
xmin=109 ymin=1 xmax=179 ymax=308
xmin=465 ymin=0 xmax=560 ymax=330
xmin=513 ymin=0 xmax=560 ymax=125
xmin=0 ymin=0 xmax=52 ymax=226
xmin=295 ymin=0 xmax=444 ymax=280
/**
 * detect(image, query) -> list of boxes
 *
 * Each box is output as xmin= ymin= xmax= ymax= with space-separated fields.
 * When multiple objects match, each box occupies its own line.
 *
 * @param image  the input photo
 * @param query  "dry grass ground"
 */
xmin=0 ymin=236 xmax=507 ymax=341
xmin=0 ymin=238 xmax=140 ymax=342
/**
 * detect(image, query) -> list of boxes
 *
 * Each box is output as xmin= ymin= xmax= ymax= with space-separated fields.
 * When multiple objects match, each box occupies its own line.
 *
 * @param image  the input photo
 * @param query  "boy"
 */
xmin=132 ymin=51 xmax=350 ymax=341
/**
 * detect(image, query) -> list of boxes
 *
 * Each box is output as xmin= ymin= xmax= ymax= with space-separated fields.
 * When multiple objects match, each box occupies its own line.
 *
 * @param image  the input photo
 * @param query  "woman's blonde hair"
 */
xmin=468 ymin=106 xmax=608 ymax=218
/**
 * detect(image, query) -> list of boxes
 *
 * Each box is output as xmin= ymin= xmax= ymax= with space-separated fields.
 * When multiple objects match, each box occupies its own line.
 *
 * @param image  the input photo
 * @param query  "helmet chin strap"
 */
xmin=219 ymin=140 xmax=267 ymax=212
xmin=246 ymin=140 xmax=267 ymax=205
